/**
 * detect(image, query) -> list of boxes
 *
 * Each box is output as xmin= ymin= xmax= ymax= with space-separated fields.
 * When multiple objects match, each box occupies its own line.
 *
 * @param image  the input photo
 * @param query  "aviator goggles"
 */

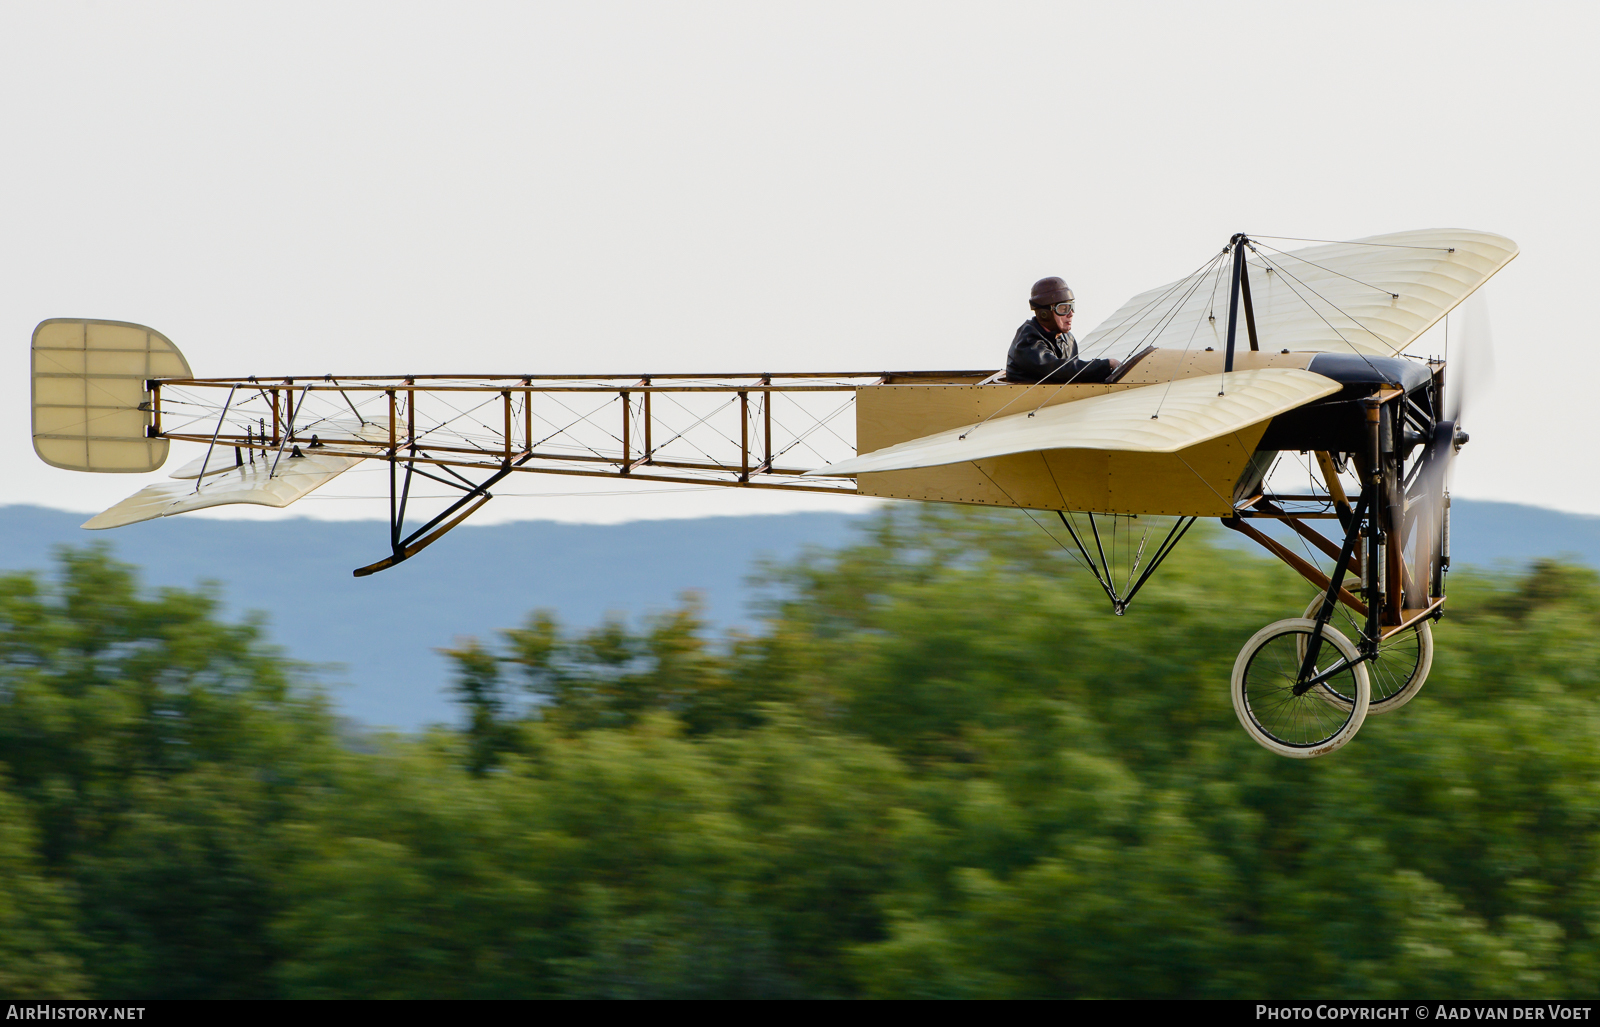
xmin=1037 ymin=301 xmax=1075 ymax=316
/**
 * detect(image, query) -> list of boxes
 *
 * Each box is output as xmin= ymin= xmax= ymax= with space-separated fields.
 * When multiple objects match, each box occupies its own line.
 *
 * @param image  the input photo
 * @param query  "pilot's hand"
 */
xmin=1108 ymin=358 xmax=1121 ymax=370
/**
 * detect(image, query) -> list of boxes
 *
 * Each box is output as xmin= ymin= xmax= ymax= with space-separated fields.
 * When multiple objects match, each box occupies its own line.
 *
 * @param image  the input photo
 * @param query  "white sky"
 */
xmin=3 ymin=1 xmax=1595 ymax=526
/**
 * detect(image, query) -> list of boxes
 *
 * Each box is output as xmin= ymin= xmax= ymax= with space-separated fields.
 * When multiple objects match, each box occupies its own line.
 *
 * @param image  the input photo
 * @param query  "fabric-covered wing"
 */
xmin=164 ymin=419 xmax=378 ymax=479
xmin=82 ymin=423 xmax=388 ymax=529
xmin=1078 ymin=229 xmax=1518 ymax=359
xmin=810 ymin=369 xmax=1340 ymax=476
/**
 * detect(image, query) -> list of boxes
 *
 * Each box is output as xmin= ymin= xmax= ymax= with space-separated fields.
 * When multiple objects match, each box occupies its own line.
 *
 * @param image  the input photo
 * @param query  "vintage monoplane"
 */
xmin=30 ymin=228 xmax=1516 ymax=758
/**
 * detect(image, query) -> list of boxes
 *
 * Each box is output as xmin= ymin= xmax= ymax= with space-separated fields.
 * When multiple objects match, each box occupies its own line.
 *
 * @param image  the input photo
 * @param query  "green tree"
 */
xmin=0 ymin=778 xmax=86 ymax=997
xmin=452 ymin=595 xmax=785 ymax=738
xmin=0 ymin=546 xmax=338 ymax=997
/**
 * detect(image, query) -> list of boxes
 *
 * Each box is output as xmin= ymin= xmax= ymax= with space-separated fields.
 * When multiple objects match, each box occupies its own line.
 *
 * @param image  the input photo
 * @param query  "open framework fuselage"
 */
xmin=29 ymin=228 xmax=1518 ymax=759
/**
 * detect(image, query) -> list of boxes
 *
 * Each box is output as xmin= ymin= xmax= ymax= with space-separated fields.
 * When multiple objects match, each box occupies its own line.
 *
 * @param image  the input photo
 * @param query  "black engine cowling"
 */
xmin=1256 ymin=354 xmax=1434 ymax=453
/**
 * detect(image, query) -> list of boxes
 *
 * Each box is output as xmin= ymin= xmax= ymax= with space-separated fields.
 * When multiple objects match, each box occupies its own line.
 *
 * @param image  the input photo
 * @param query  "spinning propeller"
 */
xmin=1445 ymin=288 xmax=1495 ymax=430
xmin=1410 ymin=289 xmax=1495 ymax=588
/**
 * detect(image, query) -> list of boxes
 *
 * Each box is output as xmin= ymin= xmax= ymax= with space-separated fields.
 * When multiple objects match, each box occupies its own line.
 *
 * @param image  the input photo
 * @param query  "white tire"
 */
xmin=1298 ymin=595 xmax=1432 ymax=715
xmin=1233 ymin=618 xmax=1370 ymax=759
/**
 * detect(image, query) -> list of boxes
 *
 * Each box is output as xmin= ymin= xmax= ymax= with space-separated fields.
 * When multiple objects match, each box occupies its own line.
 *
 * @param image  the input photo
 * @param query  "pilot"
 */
xmin=1006 ymin=277 xmax=1119 ymax=384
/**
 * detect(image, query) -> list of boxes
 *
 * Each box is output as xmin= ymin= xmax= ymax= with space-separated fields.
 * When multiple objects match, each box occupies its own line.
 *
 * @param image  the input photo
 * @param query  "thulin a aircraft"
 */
xmin=30 ymin=229 xmax=1516 ymax=757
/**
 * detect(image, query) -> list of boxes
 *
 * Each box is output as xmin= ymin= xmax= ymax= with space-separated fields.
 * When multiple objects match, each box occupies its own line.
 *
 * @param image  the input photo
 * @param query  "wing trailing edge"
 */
xmin=82 ymin=421 xmax=389 ymax=529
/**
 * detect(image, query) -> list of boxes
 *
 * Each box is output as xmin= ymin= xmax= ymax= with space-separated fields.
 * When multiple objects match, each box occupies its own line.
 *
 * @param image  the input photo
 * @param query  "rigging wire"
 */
xmin=1151 ymin=252 xmax=1233 ymax=419
xmin=650 ymin=393 xmax=744 ymax=465
xmin=964 ymin=447 xmax=1183 ymax=613
xmin=1248 ymin=240 xmax=1399 ymax=299
xmin=652 ymin=392 xmax=743 ymax=468
xmin=1246 ymin=248 xmax=1390 ymax=381
xmin=1245 ymin=234 xmax=1454 ymax=252
xmin=1077 ymin=246 xmax=1232 ymax=360
xmin=1095 ymin=247 xmax=1232 ymax=366
xmin=966 ymin=462 xmax=1095 ymax=574
xmin=1034 ymin=248 xmax=1230 ymax=419
xmin=523 ymin=398 xmax=620 ymax=459
xmin=161 ymin=381 xmax=859 ymax=482
xmin=306 ymin=484 xmax=730 ymax=500
xmin=766 ymin=396 xmax=857 ymax=464
xmin=526 ymin=391 xmax=628 ymax=453
xmin=957 ymin=248 xmax=1232 ymax=439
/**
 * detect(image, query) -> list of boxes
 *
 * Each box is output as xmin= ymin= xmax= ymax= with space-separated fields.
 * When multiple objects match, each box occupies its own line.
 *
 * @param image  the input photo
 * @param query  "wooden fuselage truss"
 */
xmin=145 ymin=346 xmax=1446 ymax=640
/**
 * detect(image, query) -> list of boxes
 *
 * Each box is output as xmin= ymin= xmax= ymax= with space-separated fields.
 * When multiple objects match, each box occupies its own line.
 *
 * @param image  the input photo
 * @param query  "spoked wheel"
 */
xmin=1298 ymin=596 xmax=1432 ymax=715
xmin=1233 ymin=618 xmax=1370 ymax=758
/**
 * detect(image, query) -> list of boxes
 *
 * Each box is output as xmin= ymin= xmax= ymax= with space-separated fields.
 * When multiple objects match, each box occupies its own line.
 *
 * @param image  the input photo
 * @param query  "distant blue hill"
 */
xmin=0 ymin=506 xmax=862 ymax=730
xmin=0 ymin=499 xmax=1591 ymax=730
xmin=1445 ymin=499 xmax=1600 ymax=569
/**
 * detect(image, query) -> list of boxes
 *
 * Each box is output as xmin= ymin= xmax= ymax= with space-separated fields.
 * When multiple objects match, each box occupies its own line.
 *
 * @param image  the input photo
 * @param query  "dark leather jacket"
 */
xmin=1006 ymin=319 xmax=1107 ymax=383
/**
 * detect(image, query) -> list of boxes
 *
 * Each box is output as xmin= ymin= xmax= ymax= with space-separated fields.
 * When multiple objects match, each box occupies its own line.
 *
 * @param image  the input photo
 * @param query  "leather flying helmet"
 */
xmin=1029 ymin=277 xmax=1074 ymax=308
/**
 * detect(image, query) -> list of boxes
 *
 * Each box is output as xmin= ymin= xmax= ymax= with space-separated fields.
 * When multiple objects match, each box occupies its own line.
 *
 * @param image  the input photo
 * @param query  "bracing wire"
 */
xmin=1246 ymin=247 xmax=1390 ymax=381
xmin=1035 ymin=248 xmax=1231 ymax=419
xmin=1151 ymin=252 xmax=1233 ymax=419
xmin=966 ymin=462 xmax=1095 ymax=575
xmin=1248 ymin=240 xmax=1399 ymax=299
xmin=1077 ymin=246 xmax=1233 ymax=361
xmin=958 ymin=248 xmax=1232 ymax=439
xmin=1245 ymin=234 xmax=1454 ymax=252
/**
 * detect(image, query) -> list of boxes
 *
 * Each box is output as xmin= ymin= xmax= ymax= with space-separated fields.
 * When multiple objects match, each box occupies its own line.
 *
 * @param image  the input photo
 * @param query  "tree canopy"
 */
xmin=1 ymin=510 xmax=1597 ymax=998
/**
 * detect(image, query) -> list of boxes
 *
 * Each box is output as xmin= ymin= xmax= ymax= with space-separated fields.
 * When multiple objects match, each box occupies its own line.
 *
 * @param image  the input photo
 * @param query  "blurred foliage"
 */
xmin=2 ymin=510 xmax=1599 ymax=997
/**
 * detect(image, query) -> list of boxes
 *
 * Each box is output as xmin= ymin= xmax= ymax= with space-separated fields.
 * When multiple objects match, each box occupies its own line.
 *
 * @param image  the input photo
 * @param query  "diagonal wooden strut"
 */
xmin=1220 ymin=515 xmax=1368 ymax=617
